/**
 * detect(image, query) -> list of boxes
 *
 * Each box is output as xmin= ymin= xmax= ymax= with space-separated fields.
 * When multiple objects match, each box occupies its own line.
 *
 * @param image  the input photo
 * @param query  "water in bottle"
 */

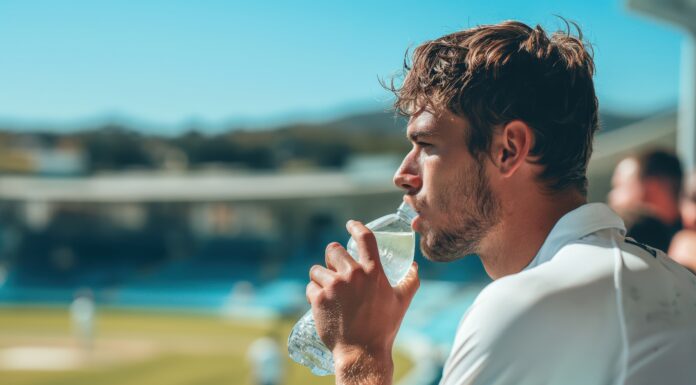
xmin=287 ymin=202 xmax=417 ymax=375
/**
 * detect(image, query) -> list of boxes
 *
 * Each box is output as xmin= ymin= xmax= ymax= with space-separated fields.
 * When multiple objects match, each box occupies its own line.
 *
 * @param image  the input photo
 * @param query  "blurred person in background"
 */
xmin=668 ymin=172 xmax=696 ymax=272
xmin=608 ymin=150 xmax=683 ymax=252
xmin=679 ymin=171 xmax=696 ymax=230
xmin=70 ymin=288 xmax=95 ymax=355
xmin=246 ymin=330 xmax=284 ymax=385
xmin=305 ymin=20 xmax=696 ymax=385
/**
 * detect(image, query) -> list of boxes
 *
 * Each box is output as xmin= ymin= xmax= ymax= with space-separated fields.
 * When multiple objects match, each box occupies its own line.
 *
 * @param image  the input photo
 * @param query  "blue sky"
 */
xmin=0 ymin=0 xmax=687 ymax=132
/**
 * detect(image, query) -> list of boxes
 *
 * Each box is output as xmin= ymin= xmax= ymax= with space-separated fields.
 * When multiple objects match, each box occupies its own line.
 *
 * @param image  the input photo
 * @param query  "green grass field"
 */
xmin=0 ymin=307 xmax=412 ymax=385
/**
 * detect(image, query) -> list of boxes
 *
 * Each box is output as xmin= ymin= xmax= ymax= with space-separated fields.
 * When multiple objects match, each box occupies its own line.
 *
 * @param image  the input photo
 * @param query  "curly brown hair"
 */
xmin=388 ymin=19 xmax=598 ymax=195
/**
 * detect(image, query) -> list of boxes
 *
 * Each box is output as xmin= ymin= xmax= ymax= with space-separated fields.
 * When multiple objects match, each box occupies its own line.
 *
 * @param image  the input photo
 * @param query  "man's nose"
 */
xmin=393 ymin=152 xmax=422 ymax=194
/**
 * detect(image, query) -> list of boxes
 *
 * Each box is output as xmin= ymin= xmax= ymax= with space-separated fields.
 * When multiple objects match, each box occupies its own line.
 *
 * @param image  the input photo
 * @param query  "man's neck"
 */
xmin=478 ymin=188 xmax=586 ymax=280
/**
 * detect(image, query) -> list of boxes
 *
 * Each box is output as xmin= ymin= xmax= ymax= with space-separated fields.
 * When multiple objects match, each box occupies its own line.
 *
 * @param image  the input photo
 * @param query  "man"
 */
xmin=306 ymin=21 xmax=696 ymax=385
xmin=608 ymin=150 xmax=684 ymax=251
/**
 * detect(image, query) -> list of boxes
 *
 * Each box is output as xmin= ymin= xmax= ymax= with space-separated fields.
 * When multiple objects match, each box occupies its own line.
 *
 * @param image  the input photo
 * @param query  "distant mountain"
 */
xmin=0 ymin=107 xmax=654 ymax=175
xmin=281 ymin=108 xmax=646 ymax=135
xmin=328 ymin=110 xmax=408 ymax=134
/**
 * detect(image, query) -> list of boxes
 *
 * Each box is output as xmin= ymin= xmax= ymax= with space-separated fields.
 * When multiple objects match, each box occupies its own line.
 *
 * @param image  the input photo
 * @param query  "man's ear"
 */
xmin=492 ymin=120 xmax=533 ymax=177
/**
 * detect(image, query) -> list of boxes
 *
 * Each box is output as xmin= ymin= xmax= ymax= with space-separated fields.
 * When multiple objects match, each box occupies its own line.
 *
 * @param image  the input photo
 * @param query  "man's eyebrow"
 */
xmin=408 ymin=129 xmax=437 ymax=142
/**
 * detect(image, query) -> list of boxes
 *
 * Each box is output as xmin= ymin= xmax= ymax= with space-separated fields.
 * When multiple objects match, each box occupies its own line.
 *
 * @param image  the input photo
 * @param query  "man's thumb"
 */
xmin=396 ymin=262 xmax=420 ymax=302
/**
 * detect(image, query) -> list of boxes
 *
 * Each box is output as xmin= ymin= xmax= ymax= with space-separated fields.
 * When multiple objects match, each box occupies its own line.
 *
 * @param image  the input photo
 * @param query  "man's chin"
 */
xmin=419 ymin=237 xmax=470 ymax=263
xmin=420 ymin=232 xmax=476 ymax=262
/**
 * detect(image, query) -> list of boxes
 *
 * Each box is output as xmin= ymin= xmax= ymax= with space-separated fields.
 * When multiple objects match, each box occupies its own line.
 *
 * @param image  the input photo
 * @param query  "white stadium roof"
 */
xmin=0 ymin=170 xmax=400 ymax=203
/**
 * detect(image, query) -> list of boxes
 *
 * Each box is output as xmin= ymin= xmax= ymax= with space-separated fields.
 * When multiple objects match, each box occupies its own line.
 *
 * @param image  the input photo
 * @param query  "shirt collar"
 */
xmin=523 ymin=203 xmax=626 ymax=271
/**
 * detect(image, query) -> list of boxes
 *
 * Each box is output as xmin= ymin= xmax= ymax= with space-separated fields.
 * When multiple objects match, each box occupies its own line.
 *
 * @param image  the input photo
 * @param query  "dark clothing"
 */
xmin=626 ymin=214 xmax=682 ymax=253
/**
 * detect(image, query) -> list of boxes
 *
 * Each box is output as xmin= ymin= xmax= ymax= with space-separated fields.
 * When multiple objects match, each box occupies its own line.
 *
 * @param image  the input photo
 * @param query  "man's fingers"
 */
xmin=396 ymin=262 xmax=420 ymax=303
xmin=346 ymin=220 xmax=382 ymax=272
xmin=325 ymin=242 xmax=359 ymax=273
xmin=309 ymin=264 xmax=337 ymax=288
xmin=306 ymin=281 xmax=321 ymax=304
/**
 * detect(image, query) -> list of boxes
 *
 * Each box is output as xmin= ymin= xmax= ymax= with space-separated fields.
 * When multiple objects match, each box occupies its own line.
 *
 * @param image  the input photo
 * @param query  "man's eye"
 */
xmin=417 ymin=142 xmax=432 ymax=149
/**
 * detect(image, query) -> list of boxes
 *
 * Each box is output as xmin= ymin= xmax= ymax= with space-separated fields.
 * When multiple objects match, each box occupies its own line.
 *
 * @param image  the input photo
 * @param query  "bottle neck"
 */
xmin=396 ymin=202 xmax=417 ymax=225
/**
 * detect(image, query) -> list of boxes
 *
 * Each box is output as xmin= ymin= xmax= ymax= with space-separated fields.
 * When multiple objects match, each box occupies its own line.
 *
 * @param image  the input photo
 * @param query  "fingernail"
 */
xmin=346 ymin=220 xmax=354 ymax=228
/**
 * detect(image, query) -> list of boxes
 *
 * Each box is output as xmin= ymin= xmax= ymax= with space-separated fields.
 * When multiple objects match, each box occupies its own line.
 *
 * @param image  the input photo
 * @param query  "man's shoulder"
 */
xmin=444 ymin=240 xmax=625 ymax=381
xmin=479 ymin=240 xmax=616 ymax=307
xmin=462 ymin=239 xmax=621 ymax=342
xmin=445 ymin=242 xmax=624 ymax=385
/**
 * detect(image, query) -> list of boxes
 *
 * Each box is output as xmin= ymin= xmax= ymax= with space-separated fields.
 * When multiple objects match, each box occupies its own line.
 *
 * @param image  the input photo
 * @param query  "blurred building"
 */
xmin=0 ymin=167 xmax=403 ymax=312
xmin=0 ymin=111 xmax=679 ymax=306
xmin=0 ymin=135 xmax=86 ymax=176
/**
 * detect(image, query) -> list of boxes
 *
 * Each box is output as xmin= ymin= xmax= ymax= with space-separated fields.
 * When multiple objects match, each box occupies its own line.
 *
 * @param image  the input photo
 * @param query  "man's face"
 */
xmin=393 ymin=108 xmax=501 ymax=262
xmin=608 ymin=157 xmax=643 ymax=214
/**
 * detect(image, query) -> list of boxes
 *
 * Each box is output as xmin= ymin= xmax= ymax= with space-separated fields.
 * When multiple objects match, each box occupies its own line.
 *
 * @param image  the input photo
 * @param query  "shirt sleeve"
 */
xmin=438 ymin=283 xmax=540 ymax=385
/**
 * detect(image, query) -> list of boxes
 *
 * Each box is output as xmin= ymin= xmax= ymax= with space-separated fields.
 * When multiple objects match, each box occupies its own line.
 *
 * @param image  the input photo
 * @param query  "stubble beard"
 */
xmin=420 ymin=158 xmax=501 ymax=262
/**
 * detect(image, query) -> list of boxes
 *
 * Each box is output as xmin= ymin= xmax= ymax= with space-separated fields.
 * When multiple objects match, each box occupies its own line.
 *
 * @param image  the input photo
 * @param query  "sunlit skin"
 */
xmin=394 ymin=109 xmax=502 ymax=262
xmin=682 ymin=199 xmax=696 ymax=230
xmin=306 ymin=108 xmax=587 ymax=385
xmin=681 ymin=173 xmax=696 ymax=230
xmin=608 ymin=157 xmax=643 ymax=214
xmin=668 ymin=230 xmax=696 ymax=272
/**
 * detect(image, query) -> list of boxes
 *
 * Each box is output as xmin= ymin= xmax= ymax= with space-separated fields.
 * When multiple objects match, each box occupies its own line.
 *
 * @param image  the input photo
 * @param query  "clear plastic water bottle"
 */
xmin=287 ymin=202 xmax=417 ymax=376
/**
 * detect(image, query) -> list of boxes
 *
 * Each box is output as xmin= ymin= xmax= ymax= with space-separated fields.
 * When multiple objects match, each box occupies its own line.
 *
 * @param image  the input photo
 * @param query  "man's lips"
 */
xmin=402 ymin=197 xmax=423 ymax=232
xmin=411 ymin=214 xmax=422 ymax=232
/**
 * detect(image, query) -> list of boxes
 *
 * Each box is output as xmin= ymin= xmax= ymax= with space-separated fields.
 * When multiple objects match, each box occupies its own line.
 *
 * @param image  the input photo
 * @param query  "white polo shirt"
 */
xmin=440 ymin=203 xmax=696 ymax=385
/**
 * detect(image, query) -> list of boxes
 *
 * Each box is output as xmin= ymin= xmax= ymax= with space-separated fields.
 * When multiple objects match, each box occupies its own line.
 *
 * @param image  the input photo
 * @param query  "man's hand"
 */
xmin=306 ymin=220 xmax=420 ymax=385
